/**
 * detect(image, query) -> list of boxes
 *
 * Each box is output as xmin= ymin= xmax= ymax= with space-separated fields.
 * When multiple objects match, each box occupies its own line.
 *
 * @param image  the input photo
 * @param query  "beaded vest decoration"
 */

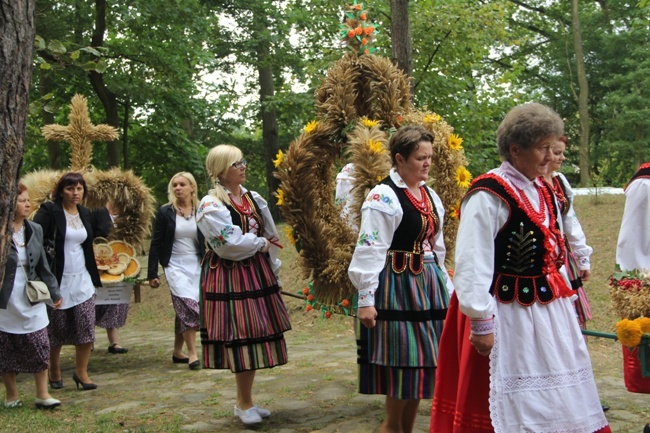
xmin=381 ymin=177 xmax=440 ymax=275
xmin=466 ymin=173 xmax=572 ymax=306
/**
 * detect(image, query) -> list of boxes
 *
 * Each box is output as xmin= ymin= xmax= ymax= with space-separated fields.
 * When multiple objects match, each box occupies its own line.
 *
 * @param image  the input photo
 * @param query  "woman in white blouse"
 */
xmin=148 ymin=173 xmax=205 ymax=370
xmin=196 ymin=145 xmax=291 ymax=426
xmin=34 ymin=172 xmax=102 ymax=391
xmin=1 ymin=183 xmax=62 ymax=408
xmin=430 ymin=103 xmax=610 ymax=433
xmin=616 ymin=163 xmax=650 ymax=271
xmin=348 ymin=125 xmax=453 ymax=433
xmin=543 ymin=139 xmax=593 ymax=329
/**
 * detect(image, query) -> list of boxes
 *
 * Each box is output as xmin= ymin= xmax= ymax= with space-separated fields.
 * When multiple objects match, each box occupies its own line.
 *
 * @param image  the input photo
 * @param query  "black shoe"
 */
xmin=72 ymin=373 xmax=97 ymax=391
xmin=601 ymin=405 xmax=610 ymax=412
xmin=172 ymin=355 xmax=189 ymax=364
xmin=189 ymin=360 xmax=201 ymax=370
xmin=108 ymin=344 xmax=128 ymax=354
xmin=643 ymin=423 xmax=649 ymax=433
xmin=49 ymin=379 xmax=63 ymax=389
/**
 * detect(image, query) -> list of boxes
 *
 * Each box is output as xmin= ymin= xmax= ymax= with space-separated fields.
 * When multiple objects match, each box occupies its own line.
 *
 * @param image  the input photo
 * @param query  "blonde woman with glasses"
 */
xmin=197 ymin=145 xmax=291 ymax=426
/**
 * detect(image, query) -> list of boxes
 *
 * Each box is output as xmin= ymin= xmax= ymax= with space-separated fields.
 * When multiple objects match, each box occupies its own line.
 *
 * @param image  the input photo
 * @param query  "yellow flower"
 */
xmin=360 ymin=117 xmax=380 ymax=128
xmin=273 ymin=149 xmax=284 ymax=168
xmin=424 ymin=113 xmax=441 ymax=124
xmin=616 ymin=319 xmax=644 ymax=347
xmin=448 ymin=133 xmax=464 ymax=150
xmin=276 ymin=188 xmax=285 ymax=206
xmin=367 ymin=139 xmax=385 ymax=154
xmin=450 ymin=201 xmax=460 ymax=219
xmin=303 ymin=120 xmax=318 ymax=134
xmin=636 ymin=317 xmax=650 ymax=334
xmin=284 ymin=225 xmax=296 ymax=246
xmin=455 ymin=166 xmax=472 ymax=188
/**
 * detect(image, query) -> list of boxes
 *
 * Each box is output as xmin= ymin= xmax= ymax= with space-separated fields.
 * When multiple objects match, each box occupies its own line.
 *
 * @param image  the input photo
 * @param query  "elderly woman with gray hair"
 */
xmin=430 ymin=103 xmax=611 ymax=433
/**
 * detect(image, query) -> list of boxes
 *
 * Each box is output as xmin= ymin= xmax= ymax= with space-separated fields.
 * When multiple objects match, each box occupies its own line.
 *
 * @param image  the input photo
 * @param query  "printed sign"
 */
xmin=95 ymin=282 xmax=133 ymax=305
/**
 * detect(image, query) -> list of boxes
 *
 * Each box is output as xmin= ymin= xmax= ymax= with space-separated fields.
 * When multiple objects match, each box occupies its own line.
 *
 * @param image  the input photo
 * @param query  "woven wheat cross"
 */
xmin=41 ymin=94 xmax=119 ymax=172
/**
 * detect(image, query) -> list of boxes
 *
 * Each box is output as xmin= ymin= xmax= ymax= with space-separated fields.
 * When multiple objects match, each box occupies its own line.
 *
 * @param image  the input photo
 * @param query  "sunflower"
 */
xmin=616 ymin=318 xmax=644 ymax=348
xmin=367 ymin=139 xmax=385 ymax=154
xmin=284 ymin=225 xmax=296 ymax=246
xmin=303 ymin=120 xmax=318 ymax=134
xmin=448 ymin=133 xmax=464 ymax=150
xmin=276 ymin=188 xmax=285 ymax=206
xmin=450 ymin=201 xmax=460 ymax=219
xmin=360 ymin=117 xmax=380 ymax=128
xmin=273 ymin=149 xmax=285 ymax=168
xmin=423 ymin=113 xmax=441 ymax=124
xmin=455 ymin=166 xmax=472 ymax=188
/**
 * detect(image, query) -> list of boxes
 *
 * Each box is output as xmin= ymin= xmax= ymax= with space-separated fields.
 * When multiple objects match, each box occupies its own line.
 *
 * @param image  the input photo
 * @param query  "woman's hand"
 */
xmin=579 ymin=269 xmax=591 ymax=281
xmin=470 ymin=332 xmax=494 ymax=356
xmin=52 ymin=298 xmax=63 ymax=309
xmin=149 ymin=278 xmax=160 ymax=288
xmin=259 ymin=238 xmax=270 ymax=253
xmin=358 ymin=306 xmax=377 ymax=328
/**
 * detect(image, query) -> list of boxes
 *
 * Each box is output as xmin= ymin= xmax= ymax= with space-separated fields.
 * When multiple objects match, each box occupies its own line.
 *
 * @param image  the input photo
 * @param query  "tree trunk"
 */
xmin=0 ymin=0 xmax=36 ymax=283
xmin=90 ymin=0 xmax=120 ymax=168
xmin=390 ymin=0 xmax=414 ymax=97
xmin=254 ymin=16 xmax=281 ymax=221
xmin=571 ymin=0 xmax=591 ymax=186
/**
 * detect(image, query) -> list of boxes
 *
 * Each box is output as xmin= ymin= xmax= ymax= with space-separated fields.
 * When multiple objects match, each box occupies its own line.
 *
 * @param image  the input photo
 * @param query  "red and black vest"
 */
xmin=625 ymin=163 xmax=650 ymax=191
xmin=466 ymin=174 xmax=567 ymax=306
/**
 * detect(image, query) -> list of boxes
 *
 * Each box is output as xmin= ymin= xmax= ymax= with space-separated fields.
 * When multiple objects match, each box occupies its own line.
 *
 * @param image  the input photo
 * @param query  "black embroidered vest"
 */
xmin=467 ymin=174 xmax=562 ymax=306
xmin=380 ymin=177 xmax=440 ymax=275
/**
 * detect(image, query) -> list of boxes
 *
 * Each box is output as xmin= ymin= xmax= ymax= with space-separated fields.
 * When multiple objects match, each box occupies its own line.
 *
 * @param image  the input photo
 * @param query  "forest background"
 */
xmin=7 ymin=0 xmax=650 ymax=213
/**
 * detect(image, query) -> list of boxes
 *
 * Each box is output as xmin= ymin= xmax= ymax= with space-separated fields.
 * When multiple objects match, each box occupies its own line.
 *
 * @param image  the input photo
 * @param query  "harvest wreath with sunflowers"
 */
xmin=274 ymin=1 xmax=470 ymax=314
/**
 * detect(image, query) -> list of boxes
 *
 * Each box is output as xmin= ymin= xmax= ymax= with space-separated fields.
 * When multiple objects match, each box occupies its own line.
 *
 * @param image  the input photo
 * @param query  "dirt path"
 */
xmin=4 ymin=293 xmax=642 ymax=433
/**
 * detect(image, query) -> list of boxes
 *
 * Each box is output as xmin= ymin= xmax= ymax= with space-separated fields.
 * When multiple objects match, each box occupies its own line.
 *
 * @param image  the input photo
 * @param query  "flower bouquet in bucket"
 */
xmin=611 ymin=269 xmax=650 ymax=393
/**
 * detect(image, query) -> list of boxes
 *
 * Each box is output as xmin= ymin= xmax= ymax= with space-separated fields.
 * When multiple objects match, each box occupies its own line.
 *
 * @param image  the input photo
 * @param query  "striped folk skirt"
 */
xmin=357 ymin=256 xmax=449 ymax=400
xmin=200 ymin=251 xmax=291 ymax=373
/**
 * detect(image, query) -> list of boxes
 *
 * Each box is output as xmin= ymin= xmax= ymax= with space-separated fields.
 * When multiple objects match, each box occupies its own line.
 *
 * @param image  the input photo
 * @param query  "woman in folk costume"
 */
xmin=349 ymin=125 xmax=452 ymax=433
xmin=616 ymin=162 xmax=650 ymax=272
xmin=196 ymin=144 xmax=291 ymax=426
xmin=543 ymin=138 xmax=593 ymax=329
xmin=430 ymin=103 xmax=610 ymax=433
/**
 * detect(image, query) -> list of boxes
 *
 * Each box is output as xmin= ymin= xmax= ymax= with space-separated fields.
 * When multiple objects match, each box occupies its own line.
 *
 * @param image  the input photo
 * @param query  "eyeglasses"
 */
xmin=231 ymin=158 xmax=247 ymax=169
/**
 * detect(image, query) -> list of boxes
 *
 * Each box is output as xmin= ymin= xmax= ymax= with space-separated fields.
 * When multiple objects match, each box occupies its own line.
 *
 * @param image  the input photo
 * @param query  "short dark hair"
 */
xmin=389 ymin=124 xmax=434 ymax=166
xmin=53 ymin=172 xmax=87 ymax=200
xmin=496 ymin=103 xmax=564 ymax=160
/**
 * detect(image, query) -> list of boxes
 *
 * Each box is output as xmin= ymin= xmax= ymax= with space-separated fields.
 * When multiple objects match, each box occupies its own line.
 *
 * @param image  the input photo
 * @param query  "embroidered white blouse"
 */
xmin=553 ymin=172 xmax=593 ymax=270
xmin=616 ymin=176 xmax=650 ymax=271
xmin=196 ymin=187 xmax=281 ymax=276
xmin=348 ymin=169 xmax=453 ymax=307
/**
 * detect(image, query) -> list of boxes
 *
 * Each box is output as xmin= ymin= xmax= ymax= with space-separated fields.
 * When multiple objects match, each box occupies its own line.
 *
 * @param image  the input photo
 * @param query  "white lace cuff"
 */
xmin=470 ymin=317 xmax=494 ymax=335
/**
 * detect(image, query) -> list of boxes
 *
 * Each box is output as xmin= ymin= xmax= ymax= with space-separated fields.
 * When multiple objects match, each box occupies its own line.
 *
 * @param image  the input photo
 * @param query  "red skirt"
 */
xmin=430 ymin=293 xmax=613 ymax=433
xmin=430 ymin=293 xmax=492 ymax=432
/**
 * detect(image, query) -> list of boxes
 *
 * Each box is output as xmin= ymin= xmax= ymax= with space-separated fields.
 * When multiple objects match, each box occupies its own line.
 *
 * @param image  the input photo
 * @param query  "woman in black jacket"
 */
xmin=1 ymin=183 xmax=62 ymax=408
xmin=34 ymin=172 xmax=102 ymax=391
xmin=148 ymin=172 xmax=205 ymax=369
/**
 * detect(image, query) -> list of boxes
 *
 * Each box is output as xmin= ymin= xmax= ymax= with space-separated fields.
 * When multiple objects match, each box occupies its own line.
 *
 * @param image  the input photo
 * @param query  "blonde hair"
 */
xmin=167 ymin=172 xmax=199 ymax=210
xmin=206 ymin=144 xmax=243 ymax=206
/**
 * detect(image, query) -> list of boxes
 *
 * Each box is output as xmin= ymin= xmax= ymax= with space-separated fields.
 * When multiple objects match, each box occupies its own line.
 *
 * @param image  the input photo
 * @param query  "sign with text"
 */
xmin=95 ymin=282 xmax=133 ymax=305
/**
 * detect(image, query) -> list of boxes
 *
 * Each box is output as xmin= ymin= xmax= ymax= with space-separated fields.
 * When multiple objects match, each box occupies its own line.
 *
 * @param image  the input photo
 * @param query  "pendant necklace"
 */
xmin=178 ymin=206 xmax=194 ymax=221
